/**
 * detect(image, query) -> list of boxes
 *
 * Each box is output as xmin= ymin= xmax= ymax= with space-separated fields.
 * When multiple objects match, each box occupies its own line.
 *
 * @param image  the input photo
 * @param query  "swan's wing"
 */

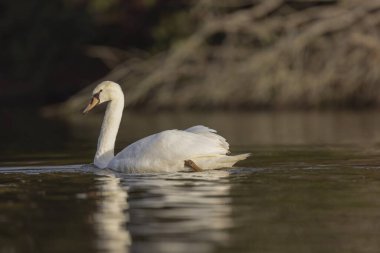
xmin=185 ymin=125 xmax=217 ymax=134
xmin=185 ymin=125 xmax=229 ymax=150
xmin=110 ymin=126 xmax=230 ymax=172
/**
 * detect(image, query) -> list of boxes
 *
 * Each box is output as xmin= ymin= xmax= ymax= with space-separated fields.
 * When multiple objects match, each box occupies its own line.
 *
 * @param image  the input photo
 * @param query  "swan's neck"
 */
xmin=94 ymin=95 xmax=124 ymax=169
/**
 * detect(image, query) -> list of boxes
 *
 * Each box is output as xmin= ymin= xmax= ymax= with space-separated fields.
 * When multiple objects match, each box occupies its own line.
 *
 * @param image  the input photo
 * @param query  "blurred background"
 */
xmin=2 ymin=0 xmax=380 ymax=111
xmin=0 ymin=0 xmax=193 ymax=107
xmin=3 ymin=0 xmax=380 ymax=161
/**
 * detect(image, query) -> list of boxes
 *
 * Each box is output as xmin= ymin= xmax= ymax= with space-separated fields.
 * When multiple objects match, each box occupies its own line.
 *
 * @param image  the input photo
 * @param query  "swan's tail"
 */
xmin=192 ymin=153 xmax=250 ymax=170
xmin=222 ymin=153 xmax=251 ymax=167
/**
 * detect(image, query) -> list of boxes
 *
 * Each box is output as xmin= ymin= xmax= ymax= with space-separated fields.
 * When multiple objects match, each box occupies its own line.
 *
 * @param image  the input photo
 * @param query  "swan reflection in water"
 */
xmin=93 ymin=173 xmax=131 ymax=253
xmin=93 ymin=170 xmax=233 ymax=253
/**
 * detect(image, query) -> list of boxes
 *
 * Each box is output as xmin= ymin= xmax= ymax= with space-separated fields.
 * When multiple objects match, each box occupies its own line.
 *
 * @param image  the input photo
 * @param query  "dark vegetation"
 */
xmin=3 ymin=0 xmax=380 ymax=111
xmin=0 ymin=0 xmax=193 ymax=106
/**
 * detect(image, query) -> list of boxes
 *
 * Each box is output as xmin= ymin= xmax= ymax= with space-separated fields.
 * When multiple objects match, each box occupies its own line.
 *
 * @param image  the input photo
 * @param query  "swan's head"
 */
xmin=83 ymin=81 xmax=123 ymax=114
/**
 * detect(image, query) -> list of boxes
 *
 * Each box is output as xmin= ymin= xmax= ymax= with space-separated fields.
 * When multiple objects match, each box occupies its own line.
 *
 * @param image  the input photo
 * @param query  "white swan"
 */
xmin=83 ymin=81 xmax=249 ymax=173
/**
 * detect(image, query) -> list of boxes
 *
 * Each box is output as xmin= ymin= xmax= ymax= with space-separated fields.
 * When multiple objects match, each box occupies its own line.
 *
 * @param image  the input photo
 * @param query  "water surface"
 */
xmin=1 ymin=110 xmax=380 ymax=253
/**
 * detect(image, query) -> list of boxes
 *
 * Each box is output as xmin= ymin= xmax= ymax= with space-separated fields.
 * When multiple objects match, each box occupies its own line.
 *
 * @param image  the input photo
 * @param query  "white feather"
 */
xmin=87 ymin=81 xmax=250 ymax=173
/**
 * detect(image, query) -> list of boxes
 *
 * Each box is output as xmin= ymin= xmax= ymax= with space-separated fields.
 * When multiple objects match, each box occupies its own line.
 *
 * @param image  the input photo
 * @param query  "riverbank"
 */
xmin=59 ymin=0 xmax=380 ymax=113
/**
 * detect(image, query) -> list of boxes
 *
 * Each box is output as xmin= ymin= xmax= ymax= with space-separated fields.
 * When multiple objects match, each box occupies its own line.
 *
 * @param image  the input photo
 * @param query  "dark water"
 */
xmin=1 ymin=110 xmax=380 ymax=253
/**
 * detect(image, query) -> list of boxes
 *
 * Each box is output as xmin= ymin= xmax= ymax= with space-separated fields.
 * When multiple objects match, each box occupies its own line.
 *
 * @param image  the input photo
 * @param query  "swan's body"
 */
xmin=83 ymin=81 xmax=249 ymax=173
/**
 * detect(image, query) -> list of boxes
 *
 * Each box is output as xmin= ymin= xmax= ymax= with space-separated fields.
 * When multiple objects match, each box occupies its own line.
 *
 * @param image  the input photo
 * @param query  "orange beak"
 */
xmin=83 ymin=96 xmax=100 ymax=114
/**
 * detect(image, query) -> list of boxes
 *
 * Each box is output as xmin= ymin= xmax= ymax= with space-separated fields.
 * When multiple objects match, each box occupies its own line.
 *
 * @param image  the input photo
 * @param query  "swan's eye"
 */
xmin=100 ymin=89 xmax=103 ymax=93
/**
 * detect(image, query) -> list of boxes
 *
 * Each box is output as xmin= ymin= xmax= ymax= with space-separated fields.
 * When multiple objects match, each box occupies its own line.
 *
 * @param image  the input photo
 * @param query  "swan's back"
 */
xmin=109 ymin=125 xmax=249 ymax=173
xmin=185 ymin=125 xmax=229 ymax=150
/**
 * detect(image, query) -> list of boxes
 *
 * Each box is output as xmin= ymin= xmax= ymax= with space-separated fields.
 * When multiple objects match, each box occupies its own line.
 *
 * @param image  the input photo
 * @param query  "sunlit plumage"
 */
xmin=83 ymin=81 xmax=249 ymax=173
